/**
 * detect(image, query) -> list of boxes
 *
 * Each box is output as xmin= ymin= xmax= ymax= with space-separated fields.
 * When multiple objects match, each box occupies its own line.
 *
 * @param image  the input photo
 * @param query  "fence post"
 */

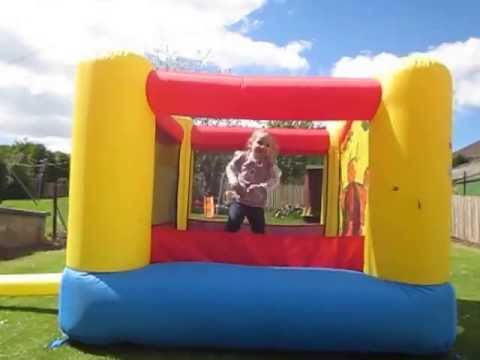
xmin=52 ymin=180 xmax=58 ymax=241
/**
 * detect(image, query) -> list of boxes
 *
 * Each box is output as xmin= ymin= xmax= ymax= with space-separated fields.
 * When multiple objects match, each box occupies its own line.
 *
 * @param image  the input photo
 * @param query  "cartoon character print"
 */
xmin=340 ymin=159 xmax=368 ymax=236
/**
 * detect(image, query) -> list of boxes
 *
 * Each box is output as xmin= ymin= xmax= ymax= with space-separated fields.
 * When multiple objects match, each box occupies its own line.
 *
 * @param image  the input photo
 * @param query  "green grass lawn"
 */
xmin=0 ymin=244 xmax=479 ymax=359
xmin=1 ymin=197 xmax=69 ymax=237
xmin=454 ymin=180 xmax=480 ymax=196
xmin=3 ymin=198 xmax=306 ymax=233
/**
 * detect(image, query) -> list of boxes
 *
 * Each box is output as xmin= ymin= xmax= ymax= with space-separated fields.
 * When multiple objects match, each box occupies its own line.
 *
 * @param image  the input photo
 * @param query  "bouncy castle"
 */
xmin=0 ymin=52 xmax=456 ymax=354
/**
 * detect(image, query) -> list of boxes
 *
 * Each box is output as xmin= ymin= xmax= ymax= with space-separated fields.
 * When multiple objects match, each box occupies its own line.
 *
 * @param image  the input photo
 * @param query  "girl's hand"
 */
xmin=232 ymin=182 xmax=245 ymax=194
xmin=247 ymin=184 xmax=266 ymax=191
xmin=247 ymin=184 xmax=267 ymax=202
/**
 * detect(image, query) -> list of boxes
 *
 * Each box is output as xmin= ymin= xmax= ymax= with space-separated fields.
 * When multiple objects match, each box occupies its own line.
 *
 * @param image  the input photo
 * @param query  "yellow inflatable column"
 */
xmin=324 ymin=124 xmax=342 ymax=236
xmin=320 ymin=160 xmax=328 ymax=226
xmin=67 ymin=53 xmax=155 ymax=272
xmin=175 ymin=116 xmax=193 ymax=230
xmin=365 ymin=58 xmax=452 ymax=284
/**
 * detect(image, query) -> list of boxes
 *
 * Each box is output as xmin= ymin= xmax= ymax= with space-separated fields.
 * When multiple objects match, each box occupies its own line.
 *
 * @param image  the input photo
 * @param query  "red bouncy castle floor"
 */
xmin=151 ymin=224 xmax=363 ymax=271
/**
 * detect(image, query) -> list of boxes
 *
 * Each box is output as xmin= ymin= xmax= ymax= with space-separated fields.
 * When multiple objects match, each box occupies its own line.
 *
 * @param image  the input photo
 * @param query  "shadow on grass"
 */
xmin=70 ymin=343 xmax=373 ymax=360
xmin=70 ymin=341 xmax=467 ymax=360
xmin=0 ymin=305 xmax=58 ymax=315
xmin=0 ymin=241 xmax=64 ymax=261
xmin=454 ymin=299 xmax=480 ymax=359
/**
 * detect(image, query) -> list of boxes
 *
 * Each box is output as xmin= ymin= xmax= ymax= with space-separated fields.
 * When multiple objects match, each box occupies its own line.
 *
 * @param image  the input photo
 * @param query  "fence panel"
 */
xmin=267 ymin=184 xmax=305 ymax=209
xmin=452 ymin=195 xmax=480 ymax=244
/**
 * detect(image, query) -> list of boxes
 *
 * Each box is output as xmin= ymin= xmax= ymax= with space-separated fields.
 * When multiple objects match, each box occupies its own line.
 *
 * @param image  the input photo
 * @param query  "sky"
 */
xmin=0 ymin=0 xmax=479 ymax=153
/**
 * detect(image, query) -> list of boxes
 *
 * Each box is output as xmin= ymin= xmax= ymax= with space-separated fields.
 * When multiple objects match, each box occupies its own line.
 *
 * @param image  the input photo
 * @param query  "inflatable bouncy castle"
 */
xmin=0 ymin=53 xmax=456 ymax=354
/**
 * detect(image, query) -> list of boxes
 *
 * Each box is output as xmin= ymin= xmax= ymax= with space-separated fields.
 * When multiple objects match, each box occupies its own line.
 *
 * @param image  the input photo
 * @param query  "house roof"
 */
xmin=454 ymin=140 xmax=480 ymax=160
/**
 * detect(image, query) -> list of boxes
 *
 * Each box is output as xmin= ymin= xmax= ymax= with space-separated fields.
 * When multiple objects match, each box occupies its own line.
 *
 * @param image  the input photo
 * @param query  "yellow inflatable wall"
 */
xmin=175 ymin=117 xmax=193 ymax=230
xmin=151 ymin=134 xmax=180 ymax=225
xmin=324 ymin=123 xmax=342 ymax=236
xmin=365 ymin=58 xmax=452 ymax=285
xmin=67 ymin=53 xmax=156 ymax=272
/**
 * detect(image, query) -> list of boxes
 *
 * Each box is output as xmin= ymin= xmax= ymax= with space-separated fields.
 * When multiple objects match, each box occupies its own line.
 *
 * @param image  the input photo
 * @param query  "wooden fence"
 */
xmin=269 ymin=191 xmax=480 ymax=243
xmin=267 ymin=184 xmax=305 ymax=209
xmin=452 ymin=195 xmax=480 ymax=245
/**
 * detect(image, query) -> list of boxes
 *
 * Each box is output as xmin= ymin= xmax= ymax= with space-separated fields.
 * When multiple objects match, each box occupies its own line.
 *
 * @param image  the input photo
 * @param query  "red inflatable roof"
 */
xmin=147 ymin=70 xmax=381 ymax=152
xmin=147 ymin=70 xmax=381 ymax=121
xmin=191 ymin=126 xmax=329 ymax=154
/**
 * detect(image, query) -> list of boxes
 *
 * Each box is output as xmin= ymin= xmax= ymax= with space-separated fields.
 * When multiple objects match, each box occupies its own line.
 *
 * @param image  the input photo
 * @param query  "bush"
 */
xmin=271 ymin=204 xmax=304 ymax=219
xmin=453 ymin=154 xmax=469 ymax=168
xmin=0 ymin=158 xmax=7 ymax=203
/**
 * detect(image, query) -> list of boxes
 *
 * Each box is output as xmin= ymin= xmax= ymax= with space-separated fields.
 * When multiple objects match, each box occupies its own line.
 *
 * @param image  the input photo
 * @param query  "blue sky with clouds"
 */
xmin=0 ymin=0 xmax=478 ymax=151
xmin=240 ymin=0 xmax=480 ymax=149
xmin=249 ymin=0 xmax=480 ymax=66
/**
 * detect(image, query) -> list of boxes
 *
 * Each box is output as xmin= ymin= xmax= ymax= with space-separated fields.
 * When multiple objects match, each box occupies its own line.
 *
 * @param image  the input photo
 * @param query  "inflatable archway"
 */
xmin=0 ymin=53 xmax=455 ymax=355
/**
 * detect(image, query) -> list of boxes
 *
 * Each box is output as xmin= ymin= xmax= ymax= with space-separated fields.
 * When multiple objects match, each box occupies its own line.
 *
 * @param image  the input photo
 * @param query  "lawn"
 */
xmin=2 ymin=198 xmax=305 ymax=234
xmin=1 ymin=197 xmax=69 ymax=237
xmin=0 ymin=244 xmax=479 ymax=359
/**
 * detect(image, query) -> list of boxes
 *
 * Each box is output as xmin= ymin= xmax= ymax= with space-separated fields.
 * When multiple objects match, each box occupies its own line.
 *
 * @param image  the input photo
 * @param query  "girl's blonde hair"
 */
xmin=246 ymin=129 xmax=279 ymax=160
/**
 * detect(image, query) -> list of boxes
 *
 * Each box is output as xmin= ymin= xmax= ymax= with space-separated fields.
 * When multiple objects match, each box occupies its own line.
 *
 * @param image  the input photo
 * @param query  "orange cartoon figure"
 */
xmin=340 ymin=159 xmax=367 ymax=236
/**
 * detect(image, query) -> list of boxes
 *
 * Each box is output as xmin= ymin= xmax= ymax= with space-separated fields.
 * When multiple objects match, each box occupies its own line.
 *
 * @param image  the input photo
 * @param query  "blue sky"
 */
xmin=248 ymin=0 xmax=480 ymax=66
xmin=236 ymin=0 xmax=480 ymax=150
xmin=0 ymin=0 xmax=479 ymax=151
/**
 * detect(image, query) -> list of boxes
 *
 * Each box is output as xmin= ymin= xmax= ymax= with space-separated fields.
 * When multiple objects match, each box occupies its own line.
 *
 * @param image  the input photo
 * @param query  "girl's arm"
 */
xmin=225 ymin=151 xmax=244 ymax=187
xmin=256 ymin=165 xmax=282 ymax=190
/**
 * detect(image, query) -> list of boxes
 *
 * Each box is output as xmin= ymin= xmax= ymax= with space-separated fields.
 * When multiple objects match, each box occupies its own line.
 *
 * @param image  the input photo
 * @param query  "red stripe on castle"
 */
xmin=151 ymin=224 xmax=363 ymax=270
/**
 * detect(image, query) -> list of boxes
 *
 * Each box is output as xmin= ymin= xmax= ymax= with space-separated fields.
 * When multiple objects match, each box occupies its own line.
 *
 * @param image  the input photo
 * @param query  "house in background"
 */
xmin=452 ymin=140 xmax=480 ymax=196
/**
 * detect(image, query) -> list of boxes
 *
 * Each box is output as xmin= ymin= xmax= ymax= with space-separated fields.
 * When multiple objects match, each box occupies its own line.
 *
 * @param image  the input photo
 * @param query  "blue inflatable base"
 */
xmin=59 ymin=263 xmax=456 ymax=354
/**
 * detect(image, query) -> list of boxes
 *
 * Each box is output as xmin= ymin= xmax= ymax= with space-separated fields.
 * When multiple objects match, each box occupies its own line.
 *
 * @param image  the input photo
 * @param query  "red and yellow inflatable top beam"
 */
xmin=147 ymin=70 xmax=381 ymax=121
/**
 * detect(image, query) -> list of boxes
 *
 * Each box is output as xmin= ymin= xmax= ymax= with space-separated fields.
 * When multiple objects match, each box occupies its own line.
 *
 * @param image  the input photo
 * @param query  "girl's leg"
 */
xmin=225 ymin=202 xmax=246 ymax=232
xmin=246 ymin=206 xmax=266 ymax=234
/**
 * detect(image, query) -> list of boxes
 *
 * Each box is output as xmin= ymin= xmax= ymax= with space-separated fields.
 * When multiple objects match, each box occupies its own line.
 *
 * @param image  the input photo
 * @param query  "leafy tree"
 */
xmin=453 ymin=153 xmax=469 ymax=168
xmin=0 ymin=157 xmax=7 ymax=203
xmin=0 ymin=139 xmax=70 ymax=200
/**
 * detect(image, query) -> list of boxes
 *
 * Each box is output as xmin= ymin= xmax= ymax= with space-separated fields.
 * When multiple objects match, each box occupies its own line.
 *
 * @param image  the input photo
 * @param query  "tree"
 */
xmin=10 ymin=139 xmax=48 ymax=165
xmin=0 ymin=157 xmax=7 ymax=203
xmin=0 ymin=140 xmax=70 ymax=200
xmin=452 ymin=153 xmax=469 ymax=168
xmin=193 ymin=151 xmax=231 ymax=197
xmin=6 ymin=140 xmax=49 ymax=198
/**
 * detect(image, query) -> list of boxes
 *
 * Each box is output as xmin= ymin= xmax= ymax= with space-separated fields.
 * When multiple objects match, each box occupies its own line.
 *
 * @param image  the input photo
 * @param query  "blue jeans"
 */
xmin=225 ymin=201 xmax=265 ymax=234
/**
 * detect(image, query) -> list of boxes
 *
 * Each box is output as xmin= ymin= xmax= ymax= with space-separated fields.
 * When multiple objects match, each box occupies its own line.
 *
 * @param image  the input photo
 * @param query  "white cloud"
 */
xmin=208 ymin=36 xmax=311 ymax=70
xmin=0 ymin=0 xmax=311 ymax=152
xmin=237 ymin=18 xmax=264 ymax=34
xmin=331 ymin=52 xmax=402 ymax=78
xmin=331 ymin=37 xmax=480 ymax=108
xmin=27 ymin=136 xmax=72 ymax=153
